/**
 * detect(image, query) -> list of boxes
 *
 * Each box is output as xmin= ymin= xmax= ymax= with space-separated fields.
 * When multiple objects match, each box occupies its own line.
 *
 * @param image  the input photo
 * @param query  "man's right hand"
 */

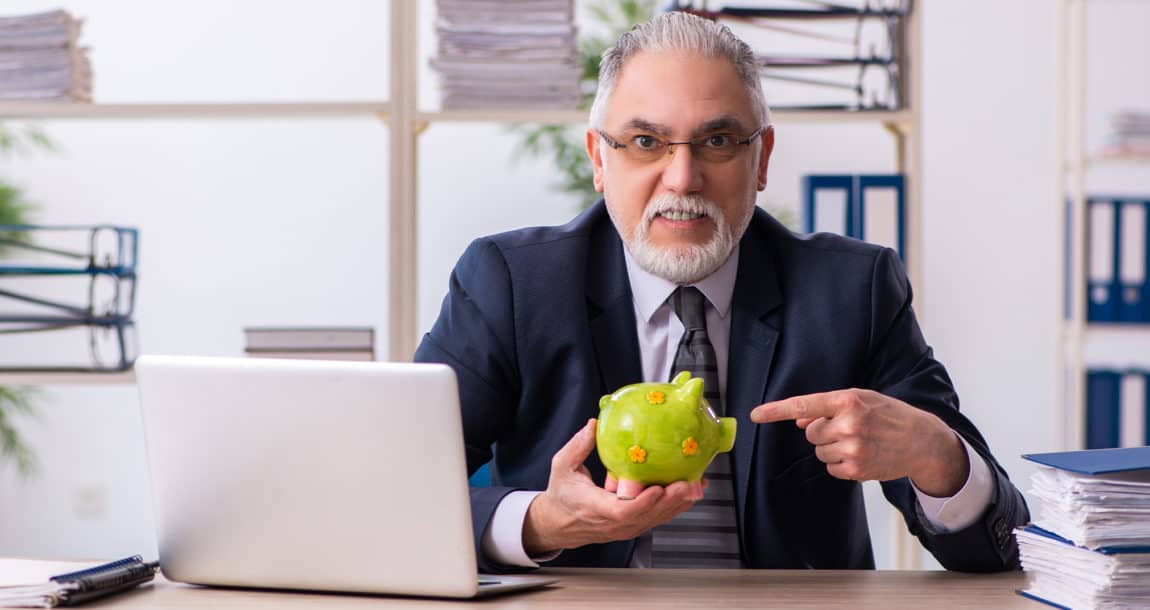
xmin=521 ymin=418 xmax=706 ymax=556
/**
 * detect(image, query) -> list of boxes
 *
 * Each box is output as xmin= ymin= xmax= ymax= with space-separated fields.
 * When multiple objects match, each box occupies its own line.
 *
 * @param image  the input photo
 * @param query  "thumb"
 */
xmin=552 ymin=418 xmax=597 ymax=472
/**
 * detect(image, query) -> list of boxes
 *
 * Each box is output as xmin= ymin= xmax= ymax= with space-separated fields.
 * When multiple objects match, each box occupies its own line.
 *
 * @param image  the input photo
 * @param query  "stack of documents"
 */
xmin=1103 ymin=110 xmax=1150 ymax=157
xmin=0 ymin=555 xmax=157 ymax=608
xmin=0 ymin=10 xmax=91 ymax=102
xmin=432 ymin=0 xmax=580 ymax=110
xmin=243 ymin=326 xmax=375 ymax=361
xmin=1016 ymin=446 xmax=1150 ymax=608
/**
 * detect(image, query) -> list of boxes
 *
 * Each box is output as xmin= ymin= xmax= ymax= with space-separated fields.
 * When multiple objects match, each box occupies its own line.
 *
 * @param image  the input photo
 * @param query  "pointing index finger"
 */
xmin=750 ymin=394 xmax=838 ymax=424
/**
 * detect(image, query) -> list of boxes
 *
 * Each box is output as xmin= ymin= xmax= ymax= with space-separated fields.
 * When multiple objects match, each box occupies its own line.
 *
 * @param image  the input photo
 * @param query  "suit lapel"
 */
xmin=585 ymin=208 xmax=642 ymax=567
xmin=586 ymin=215 xmax=642 ymax=400
xmin=726 ymin=211 xmax=784 ymax=547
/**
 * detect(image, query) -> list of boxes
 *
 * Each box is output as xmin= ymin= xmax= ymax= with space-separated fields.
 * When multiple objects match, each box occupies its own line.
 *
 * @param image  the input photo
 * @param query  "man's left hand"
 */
xmin=749 ymin=389 xmax=968 ymax=497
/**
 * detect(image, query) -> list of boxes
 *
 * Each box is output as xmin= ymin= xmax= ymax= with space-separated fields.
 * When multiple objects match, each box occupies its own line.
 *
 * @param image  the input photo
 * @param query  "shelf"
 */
xmin=1087 ymin=153 xmax=1150 ymax=166
xmin=417 ymin=108 xmax=913 ymax=126
xmin=0 ymin=370 xmax=135 ymax=386
xmin=0 ymin=101 xmax=390 ymax=120
xmin=1078 ymin=325 xmax=1150 ymax=369
xmin=418 ymin=108 xmax=586 ymax=124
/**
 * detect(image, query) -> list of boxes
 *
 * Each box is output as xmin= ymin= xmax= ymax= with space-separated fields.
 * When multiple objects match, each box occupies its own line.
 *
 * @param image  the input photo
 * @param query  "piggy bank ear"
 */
xmin=676 ymin=377 xmax=703 ymax=404
xmin=599 ymin=394 xmax=610 ymax=410
xmin=671 ymin=371 xmax=692 ymax=386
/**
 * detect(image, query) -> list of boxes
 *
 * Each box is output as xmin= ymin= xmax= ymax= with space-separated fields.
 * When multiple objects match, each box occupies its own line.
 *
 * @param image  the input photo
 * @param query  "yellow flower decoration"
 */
xmin=681 ymin=437 xmax=699 ymax=456
xmin=646 ymin=390 xmax=666 ymax=405
xmin=628 ymin=445 xmax=647 ymax=464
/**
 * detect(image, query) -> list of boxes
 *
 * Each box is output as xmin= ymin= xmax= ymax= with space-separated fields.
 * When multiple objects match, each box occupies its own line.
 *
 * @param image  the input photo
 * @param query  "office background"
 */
xmin=0 ymin=0 xmax=1145 ymax=570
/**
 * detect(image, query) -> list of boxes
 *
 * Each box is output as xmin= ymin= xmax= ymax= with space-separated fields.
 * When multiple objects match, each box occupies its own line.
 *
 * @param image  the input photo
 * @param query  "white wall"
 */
xmin=1 ymin=0 xmax=1142 ymax=569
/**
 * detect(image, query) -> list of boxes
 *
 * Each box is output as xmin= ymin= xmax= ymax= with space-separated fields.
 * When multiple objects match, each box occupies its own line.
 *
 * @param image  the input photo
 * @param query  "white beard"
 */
xmin=619 ymin=193 xmax=748 ymax=285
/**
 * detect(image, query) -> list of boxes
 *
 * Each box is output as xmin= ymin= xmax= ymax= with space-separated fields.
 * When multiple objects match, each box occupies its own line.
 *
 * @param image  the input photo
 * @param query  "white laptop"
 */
xmin=134 ymin=354 xmax=557 ymax=598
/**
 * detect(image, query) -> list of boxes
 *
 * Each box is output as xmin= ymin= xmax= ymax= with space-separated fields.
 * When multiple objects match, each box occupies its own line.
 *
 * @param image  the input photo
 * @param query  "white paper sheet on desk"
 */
xmin=0 ymin=560 xmax=99 ymax=588
xmin=0 ymin=559 xmax=101 ymax=608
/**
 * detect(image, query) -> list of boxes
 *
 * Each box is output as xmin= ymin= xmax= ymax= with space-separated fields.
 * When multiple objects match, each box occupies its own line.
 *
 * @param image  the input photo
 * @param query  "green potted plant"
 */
xmin=0 ymin=122 xmax=55 ymax=476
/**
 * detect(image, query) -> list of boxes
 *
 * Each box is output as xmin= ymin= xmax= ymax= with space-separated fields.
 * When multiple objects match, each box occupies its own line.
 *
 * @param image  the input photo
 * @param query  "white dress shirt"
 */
xmin=482 ymin=246 xmax=994 ymax=568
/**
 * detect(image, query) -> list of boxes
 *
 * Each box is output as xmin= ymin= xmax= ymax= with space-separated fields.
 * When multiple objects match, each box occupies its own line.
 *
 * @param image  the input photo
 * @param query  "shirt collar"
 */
xmin=623 ymin=244 xmax=740 ymax=324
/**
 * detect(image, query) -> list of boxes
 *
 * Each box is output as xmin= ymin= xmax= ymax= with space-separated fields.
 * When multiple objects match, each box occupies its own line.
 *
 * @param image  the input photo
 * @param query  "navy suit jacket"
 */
xmin=414 ymin=202 xmax=1028 ymax=572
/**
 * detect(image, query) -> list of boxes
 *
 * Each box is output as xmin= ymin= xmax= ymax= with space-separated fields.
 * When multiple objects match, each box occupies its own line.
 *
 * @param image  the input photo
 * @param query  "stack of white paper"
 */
xmin=432 ymin=0 xmax=580 ymax=110
xmin=1015 ymin=527 xmax=1150 ymax=610
xmin=1030 ymin=466 xmax=1150 ymax=549
xmin=1016 ymin=448 xmax=1150 ymax=608
xmin=1103 ymin=110 xmax=1150 ymax=157
xmin=0 ymin=9 xmax=91 ymax=102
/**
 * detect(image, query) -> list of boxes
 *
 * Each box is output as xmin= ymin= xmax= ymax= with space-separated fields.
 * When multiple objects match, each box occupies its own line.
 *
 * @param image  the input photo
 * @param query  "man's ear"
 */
xmin=756 ymin=125 xmax=775 ymax=192
xmin=586 ymin=128 xmax=605 ymax=193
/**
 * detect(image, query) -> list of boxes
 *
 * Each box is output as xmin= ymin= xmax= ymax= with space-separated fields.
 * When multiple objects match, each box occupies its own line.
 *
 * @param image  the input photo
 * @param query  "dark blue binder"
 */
xmin=803 ymin=174 xmax=906 ymax=261
xmin=857 ymin=174 xmax=906 ymax=259
xmin=1064 ymin=198 xmax=1072 ymax=321
xmin=1086 ymin=198 xmax=1120 ymax=322
xmin=1084 ymin=370 xmax=1123 ymax=449
xmin=1023 ymin=445 xmax=1150 ymax=475
xmin=803 ymin=175 xmax=854 ymax=237
xmin=1145 ymin=371 xmax=1150 ymax=446
xmin=1117 ymin=199 xmax=1149 ymax=323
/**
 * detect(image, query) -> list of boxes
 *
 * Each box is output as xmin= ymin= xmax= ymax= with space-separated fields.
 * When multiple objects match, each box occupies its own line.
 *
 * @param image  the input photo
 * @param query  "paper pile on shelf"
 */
xmin=1015 ymin=447 xmax=1150 ymax=608
xmin=244 ymin=327 xmax=375 ymax=362
xmin=432 ymin=0 xmax=580 ymax=110
xmin=1103 ymin=110 xmax=1150 ymax=157
xmin=0 ymin=9 xmax=91 ymax=102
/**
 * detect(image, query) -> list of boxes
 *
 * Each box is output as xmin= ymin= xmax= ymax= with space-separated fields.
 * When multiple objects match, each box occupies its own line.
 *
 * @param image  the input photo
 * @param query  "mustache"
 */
xmin=642 ymin=194 xmax=719 ymax=224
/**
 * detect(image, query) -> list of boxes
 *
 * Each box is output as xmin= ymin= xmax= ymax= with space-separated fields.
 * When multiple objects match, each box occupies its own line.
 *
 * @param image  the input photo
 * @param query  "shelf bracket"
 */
xmin=882 ymin=120 xmax=910 ymax=175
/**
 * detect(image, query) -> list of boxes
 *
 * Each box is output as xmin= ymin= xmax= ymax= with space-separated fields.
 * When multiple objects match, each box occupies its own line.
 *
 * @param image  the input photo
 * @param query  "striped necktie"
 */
xmin=651 ymin=286 xmax=744 ymax=568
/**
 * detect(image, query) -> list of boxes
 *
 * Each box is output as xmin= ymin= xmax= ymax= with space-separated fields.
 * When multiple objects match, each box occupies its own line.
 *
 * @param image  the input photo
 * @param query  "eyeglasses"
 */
xmin=596 ymin=127 xmax=765 ymax=164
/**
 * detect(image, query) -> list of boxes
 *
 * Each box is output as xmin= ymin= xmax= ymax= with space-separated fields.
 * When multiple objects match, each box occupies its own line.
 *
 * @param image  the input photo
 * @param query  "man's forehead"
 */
xmin=618 ymin=115 xmax=754 ymax=136
xmin=604 ymin=50 xmax=757 ymax=133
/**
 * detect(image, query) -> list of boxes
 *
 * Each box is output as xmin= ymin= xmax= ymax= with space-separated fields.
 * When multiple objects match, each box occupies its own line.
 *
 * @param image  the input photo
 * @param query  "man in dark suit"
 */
xmin=414 ymin=12 xmax=1028 ymax=572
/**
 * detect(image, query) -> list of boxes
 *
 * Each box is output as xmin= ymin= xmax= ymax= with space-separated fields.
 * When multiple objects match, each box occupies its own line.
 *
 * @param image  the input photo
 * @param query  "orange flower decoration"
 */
xmin=646 ymin=390 xmax=666 ymax=405
xmin=628 ymin=445 xmax=648 ymax=463
xmin=681 ymin=437 xmax=699 ymax=456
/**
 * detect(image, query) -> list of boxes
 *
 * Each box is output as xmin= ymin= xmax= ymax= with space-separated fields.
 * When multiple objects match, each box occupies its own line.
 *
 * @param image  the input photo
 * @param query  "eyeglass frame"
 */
xmin=595 ymin=125 xmax=767 ymax=164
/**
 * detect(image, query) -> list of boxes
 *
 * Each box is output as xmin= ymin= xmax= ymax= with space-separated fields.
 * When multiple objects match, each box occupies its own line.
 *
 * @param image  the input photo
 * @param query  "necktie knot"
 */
xmin=671 ymin=286 xmax=708 ymax=332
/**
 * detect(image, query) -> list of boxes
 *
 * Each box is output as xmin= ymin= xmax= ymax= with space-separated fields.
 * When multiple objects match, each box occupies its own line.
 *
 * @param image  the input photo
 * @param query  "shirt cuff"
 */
xmin=480 ymin=490 xmax=562 ymax=567
xmin=911 ymin=434 xmax=994 ymax=533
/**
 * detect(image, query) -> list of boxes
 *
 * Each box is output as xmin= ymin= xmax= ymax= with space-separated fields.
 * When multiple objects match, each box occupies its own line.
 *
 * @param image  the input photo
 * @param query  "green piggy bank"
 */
xmin=596 ymin=371 xmax=736 ymax=498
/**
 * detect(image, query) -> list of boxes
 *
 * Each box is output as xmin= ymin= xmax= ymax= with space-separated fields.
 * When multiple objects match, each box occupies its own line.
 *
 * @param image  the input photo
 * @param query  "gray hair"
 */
xmin=588 ymin=11 xmax=771 ymax=130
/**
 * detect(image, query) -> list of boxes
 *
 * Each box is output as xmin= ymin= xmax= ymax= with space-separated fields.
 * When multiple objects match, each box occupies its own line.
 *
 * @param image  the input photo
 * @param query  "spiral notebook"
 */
xmin=0 ymin=556 xmax=158 ymax=607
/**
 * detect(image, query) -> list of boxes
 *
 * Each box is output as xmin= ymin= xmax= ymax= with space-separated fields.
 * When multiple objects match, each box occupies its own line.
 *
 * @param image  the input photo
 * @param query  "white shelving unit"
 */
xmin=1056 ymin=0 xmax=1150 ymax=451
xmin=0 ymin=102 xmax=389 ymax=120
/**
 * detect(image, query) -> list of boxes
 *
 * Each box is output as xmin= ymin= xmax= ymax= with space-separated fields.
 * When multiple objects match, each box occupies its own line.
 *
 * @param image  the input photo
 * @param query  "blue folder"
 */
xmin=1117 ymin=199 xmax=1150 ymax=323
xmin=1086 ymin=198 xmax=1121 ymax=322
xmin=1022 ymin=445 xmax=1150 ymax=475
xmin=803 ymin=174 xmax=906 ymax=261
xmin=1085 ymin=370 xmax=1123 ymax=449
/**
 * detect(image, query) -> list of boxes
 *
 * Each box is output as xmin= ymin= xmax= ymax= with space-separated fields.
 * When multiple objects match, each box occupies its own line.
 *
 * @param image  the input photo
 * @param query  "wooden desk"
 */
xmin=77 ymin=567 xmax=1036 ymax=609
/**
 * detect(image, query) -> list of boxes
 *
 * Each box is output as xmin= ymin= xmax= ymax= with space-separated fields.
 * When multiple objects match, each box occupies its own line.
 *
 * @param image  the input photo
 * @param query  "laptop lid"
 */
xmin=136 ymin=354 xmax=496 ymax=598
